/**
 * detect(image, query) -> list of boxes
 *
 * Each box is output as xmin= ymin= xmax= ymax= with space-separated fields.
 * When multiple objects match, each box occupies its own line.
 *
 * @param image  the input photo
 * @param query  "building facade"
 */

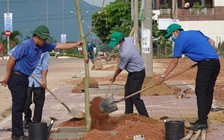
xmin=154 ymin=0 xmax=224 ymax=45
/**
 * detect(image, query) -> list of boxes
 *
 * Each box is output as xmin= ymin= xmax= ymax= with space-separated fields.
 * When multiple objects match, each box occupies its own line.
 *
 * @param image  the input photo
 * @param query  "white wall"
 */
xmin=179 ymin=21 xmax=224 ymax=46
xmin=214 ymin=0 xmax=224 ymax=6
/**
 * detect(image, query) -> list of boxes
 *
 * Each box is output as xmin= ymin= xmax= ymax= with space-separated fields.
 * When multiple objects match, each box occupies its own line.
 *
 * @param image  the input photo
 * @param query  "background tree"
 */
xmin=92 ymin=1 xmax=131 ymax=43
xmin=0 ymin=30 xmax=23 ymax=54
xmin=0 ymin=30 xmax=23 ymax=47
xmin=91 ymin=0 xmax=172 ymax=57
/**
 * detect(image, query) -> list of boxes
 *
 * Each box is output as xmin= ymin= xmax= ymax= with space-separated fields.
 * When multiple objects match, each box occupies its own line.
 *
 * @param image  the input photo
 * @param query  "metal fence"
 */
xmin=153 ymin=45 xmax=173 ymax=58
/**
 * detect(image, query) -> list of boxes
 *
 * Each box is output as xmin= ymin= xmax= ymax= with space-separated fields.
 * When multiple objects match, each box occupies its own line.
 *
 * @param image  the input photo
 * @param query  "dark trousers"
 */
xmin=125 ymin=69 xmax=149 ymax=117
xmin=8 ymin=73 xmax=28 ymax=137
xmin=196 ymin=59 xmax=220 ymax=124
xmin=24 ymin=85 xmax=45 ymax=123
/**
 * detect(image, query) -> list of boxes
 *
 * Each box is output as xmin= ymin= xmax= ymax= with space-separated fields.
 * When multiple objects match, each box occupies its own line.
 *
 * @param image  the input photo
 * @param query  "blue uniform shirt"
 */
xmin=119 ymin=37 xmax=145 ymax=72
xmin=11 ymin=38 xmax=56 ymax=76
xmin=173 ymin=30 xmax=219 ymax=62
xmin=86 ymin=43 xmax=95 ymax=60
xmin=28 ymin=52 xmax=50 ymax=87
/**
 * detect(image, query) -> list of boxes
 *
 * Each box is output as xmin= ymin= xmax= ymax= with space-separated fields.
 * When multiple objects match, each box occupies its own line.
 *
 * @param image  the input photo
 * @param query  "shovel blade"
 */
xmin=68 ymin=108 xmax=85 ymax=119
xmin=99 ymin=96 xmax=118 ymax=113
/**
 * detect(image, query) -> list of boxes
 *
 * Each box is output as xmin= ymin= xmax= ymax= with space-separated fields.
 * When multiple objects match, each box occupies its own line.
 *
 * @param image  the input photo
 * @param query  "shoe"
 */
xmin=189 ymin=120 xmax=199 ymax=126
xmin=11 ymin=135 xmax=28 ymax=140
xmin=186 ymin=123 xmax=208 ymax=131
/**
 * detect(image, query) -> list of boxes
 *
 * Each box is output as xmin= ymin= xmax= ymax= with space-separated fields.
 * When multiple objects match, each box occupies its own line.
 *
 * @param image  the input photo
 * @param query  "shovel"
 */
xmin=100 ymin=63 xmax=198 ymax=113
xmin=31 ymin=74 xmax=85 ymax=119
xmin=105 ymin=81 xmax=112 ymax=98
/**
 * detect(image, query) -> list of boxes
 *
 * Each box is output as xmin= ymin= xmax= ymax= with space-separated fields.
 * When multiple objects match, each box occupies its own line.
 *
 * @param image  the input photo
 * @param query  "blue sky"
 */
xmin=0 ymin=0 xmax=103 ymax=42
xmin=83 ymin=0 xmax=115 ymax=7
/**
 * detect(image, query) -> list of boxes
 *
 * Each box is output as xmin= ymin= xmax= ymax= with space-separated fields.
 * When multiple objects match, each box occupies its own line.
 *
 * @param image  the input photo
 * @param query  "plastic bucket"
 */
xmin=28 ymin=122 xmax=48 ymax=140
xmin=165 ymin=120 xmax=185 ymax=140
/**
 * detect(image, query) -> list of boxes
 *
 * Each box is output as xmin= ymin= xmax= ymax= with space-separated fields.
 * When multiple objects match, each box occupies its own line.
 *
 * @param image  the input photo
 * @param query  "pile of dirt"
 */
xmin=69 ymin=74 xmax=127 ymax=94
xmin=104 ymin=52 xmax=119 ymax=62
xmin=92 ymin=58 xmax=103 ymax=70
xmin=72 ymin=77 xmax=99 ymax=93
xmin=102 ymin=65 xmax=117 ymax=71
xmin=110 ymin=54 xmax=119 ymax=62
xmin=214 ymin=84 xmax=224 ymax=105
xmin=141 ymin=77 xmax=181 ymax=96
xmin=115 ymin=76 xmax=188 ymax=97
xmin=94 ymin=75 xmax=127 ymax=85
xmin=105 ymin=52 xmax=111 ymax=61
xmin=58 ymin=96 xmax=165 ymax=140
xmin=208 ymin=111 xmax=224 ymax=124
xmin=70 ymin=76 xmax=191 ymax=97
xmin=80 ymin=118 xmax=164 ymax=140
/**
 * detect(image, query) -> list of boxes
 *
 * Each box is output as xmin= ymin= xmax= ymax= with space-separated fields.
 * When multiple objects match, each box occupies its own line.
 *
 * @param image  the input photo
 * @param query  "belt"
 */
xmin=200 ymin=58 xmax=218 ymax=62
xmin=12 ymin=71 xmax=28 ymax=78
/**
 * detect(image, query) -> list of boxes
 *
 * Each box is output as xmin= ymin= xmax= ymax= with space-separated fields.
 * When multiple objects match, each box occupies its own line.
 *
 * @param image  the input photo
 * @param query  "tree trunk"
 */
xmin=74 ymin=0 xmax=91 ymax=131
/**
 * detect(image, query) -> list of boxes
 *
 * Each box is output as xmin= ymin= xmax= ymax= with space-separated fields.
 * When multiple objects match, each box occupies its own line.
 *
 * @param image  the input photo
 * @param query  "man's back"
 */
xmin=119 ymin=37 xmax=144 ymax=72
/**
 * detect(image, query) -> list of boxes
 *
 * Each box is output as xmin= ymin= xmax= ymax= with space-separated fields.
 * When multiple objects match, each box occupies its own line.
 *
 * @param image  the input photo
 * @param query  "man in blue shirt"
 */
xmin=23 ymin=52 xmax=50 ymax=129
xmin=86 ymin=43 xmax=96 ymax=64
xmin=108 ymin=32 xmax=149 ymax=117
xmin=0 ymin=25 xmax=83 ymax=140
xmin=157 ymin=24 xmax=220 ymax=131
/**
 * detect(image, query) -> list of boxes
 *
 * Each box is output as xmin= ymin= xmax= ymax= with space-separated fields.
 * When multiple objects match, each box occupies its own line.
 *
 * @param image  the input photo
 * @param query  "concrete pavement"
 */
xmin=1 ymin=57 xmax=224 ymax=139
xmin=1 ymin=86 xmax=224 ymax=139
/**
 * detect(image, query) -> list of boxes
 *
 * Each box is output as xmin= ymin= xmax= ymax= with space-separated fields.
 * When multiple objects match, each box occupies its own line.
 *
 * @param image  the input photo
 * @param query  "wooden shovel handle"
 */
xmin=31 ymin=74 xmax=72 ymax=112
xmin=105 ymin=81 xmax=112 ymax=98
xmin=31 ymin=74 xmax=59 ymax=101
xmin=129 ymin=27 xmax=135 ymax=37
xmin=116 ymin=63 xmax=197 ymax=103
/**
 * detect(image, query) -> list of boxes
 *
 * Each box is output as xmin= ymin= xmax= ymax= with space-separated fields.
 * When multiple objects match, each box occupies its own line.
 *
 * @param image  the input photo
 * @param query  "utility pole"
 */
xmin=62 ymin=0 xmax=65 ymax=34
xmin=172 ymin=0 xmax=178 ymax=19
xmin=46 ymin=0 xmax=48 ymax=27
xmin=134 ymin=0 xmax=139 ymax=51
xmin=131 ymin=0 xmax=134 ymax=21
xmin=7 ymin=0 xmax=10 ymax=56
xmin=172 ymin=0 xmax=178 ymax=53
xmin=141 ymin=0 xmax=153 ymax=76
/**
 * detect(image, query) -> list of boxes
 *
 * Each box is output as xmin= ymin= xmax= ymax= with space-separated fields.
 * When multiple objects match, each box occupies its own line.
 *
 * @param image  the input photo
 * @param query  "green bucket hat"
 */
xmin=165 ymin=24 xmax=182 ymax=39
xmin=108 ymin=32 xmax=124 ymax=47
xmin=30 ymin=25 xmax=51 ymax=40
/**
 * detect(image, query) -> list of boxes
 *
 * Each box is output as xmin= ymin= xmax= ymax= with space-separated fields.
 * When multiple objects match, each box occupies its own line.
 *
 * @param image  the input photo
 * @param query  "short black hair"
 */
xmin=119 ymin=38 xmax=125 ymax=43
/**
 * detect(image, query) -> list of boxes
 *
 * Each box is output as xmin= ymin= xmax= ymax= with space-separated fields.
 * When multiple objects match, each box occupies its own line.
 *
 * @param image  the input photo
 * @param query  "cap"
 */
xmin=165 ymin=24 xmax=182 ymax=39
xmin=30 ymin=25 xmax=51 ymax=40
xmin=108 ymin=32 xmax=124 ymax=47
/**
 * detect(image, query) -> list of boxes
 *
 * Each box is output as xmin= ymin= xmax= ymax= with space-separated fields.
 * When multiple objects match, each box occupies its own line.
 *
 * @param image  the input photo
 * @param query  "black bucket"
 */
xmin=165 ymin=120 xmax=185 ymax=140
xmin=28 ymin=122 xmax=48 ymax=140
